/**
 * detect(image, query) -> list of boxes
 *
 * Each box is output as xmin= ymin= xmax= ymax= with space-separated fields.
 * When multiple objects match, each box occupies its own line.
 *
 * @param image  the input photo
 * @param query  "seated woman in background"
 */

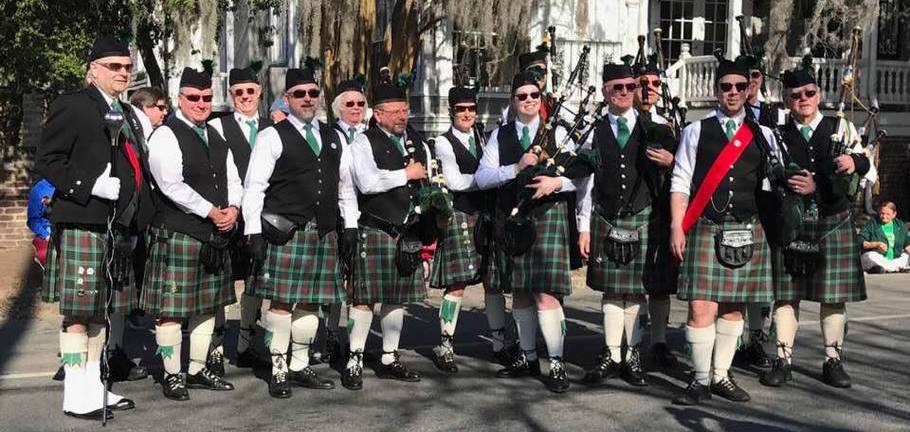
xmin=859 ymin=201 xmax=910 ymax=273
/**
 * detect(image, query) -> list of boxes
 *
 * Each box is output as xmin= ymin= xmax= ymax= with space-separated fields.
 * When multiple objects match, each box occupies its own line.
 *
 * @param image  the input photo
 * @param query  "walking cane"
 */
xmin=101 ymin=110 xmax=125 ymax=426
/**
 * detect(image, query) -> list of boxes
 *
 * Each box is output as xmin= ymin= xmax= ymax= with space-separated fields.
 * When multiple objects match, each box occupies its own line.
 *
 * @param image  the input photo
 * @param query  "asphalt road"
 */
xmin=1 ymin=274 xmax=908 ymax=432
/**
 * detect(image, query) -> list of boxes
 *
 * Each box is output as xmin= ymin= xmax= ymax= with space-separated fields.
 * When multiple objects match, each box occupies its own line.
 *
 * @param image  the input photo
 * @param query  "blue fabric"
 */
xmin=27 ymin=179 xmax=54 ymax=238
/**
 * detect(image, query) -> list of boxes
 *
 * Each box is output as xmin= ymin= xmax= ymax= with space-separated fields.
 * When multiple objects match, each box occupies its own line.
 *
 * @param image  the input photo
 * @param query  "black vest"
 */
xmin=748 ymin=102 xmax=776 ymax=128
xmin=492 ymin=122 xmax=562 ymax=215
xmin=265 ymin=120 xmax=341 ymax=235
xmin=153 ymin=117 xmax=229 ymax=241
xmin=782 ymin=116 xmax=853 ymax=216
xmin=220 ymin=115 xmax=273 ymax=180
xmin=442 ymin=130 xmax=486 ymax=215
xmin=357 ymin=127 xmax=431 ymax=225
xmin=592 ymin=115 xmax=653 ymax=217
xmin=690 ymin=117 xmax=764 ymax=223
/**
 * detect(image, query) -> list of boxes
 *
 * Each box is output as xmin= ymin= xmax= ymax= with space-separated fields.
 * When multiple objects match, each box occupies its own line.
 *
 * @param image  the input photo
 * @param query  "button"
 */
xmin=468 ymin=264 xmax=474 ymax=270
xmin=620 ymin=155 xmax=625 ymax=159
xmin=620 ymin=164 xmax=625 ymax=168
xmin=76 ymin=180 xmax=82 ymax=186
xmin=360 ymin=251 xmax=367 ymax=258
xmin=621 ymin=185 xmax=626 ymax=189
xmin=69 ymin=189 xmax=74 ymax=194
xmin=729 ymin=191 xmax=734 ymax=196
xmin=461 ymin=222 xmax=468 ymax=229
xmin=728 ymin=177 xmax=734 ymax=182
xmin=734 ymin=140 xmax=742 ymax=147
xmin=318 ymin=169 xmax=322 ymax=173
xmin=463 ymin=230 xmax=469 ymax=236
xmin=361 ymin=233 xmax=367 ymax=239
xmin=729 ymin=165 xmax=734 ymax=169
xmin=621 ymin=174 xmax=626 ymax=179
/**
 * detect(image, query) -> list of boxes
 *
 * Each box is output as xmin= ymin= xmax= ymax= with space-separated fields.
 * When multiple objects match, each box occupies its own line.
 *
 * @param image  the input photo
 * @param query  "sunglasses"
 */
xmin=719 ymin=82 xmax=750 ymax=93
xmin=233 ymin=88 xmax=257 ymax=97
xmin=750 ymin=71 xmax=763 ymax=79
xmin=344 ymin=100 xmax=366 ymax=108
xmin=453 ymin=105 xmax=477 ymax=113
xmin=612 ymin=83 xmax=638 ymax=93
xmin=789 ymin=89 xmax=818 ymax=100
xmin=527 ymin=66 xmax=548 ymax=75
xmin=377 ymin=108 xmax=409 ymax=116
xmin=182 ymin=94 xmax=213 ymax=103
xmin=289 ymin=89 xmax=321 ymax=99
xmin=150 ymin=104 xmax=167 ymax=111
xmin=514 ymin=92 xmax=541 ymax=101
xmin=95 ymin=62 xmax=134 ymax=73
xmin=643 ymin=79 xmax=662 ymax=87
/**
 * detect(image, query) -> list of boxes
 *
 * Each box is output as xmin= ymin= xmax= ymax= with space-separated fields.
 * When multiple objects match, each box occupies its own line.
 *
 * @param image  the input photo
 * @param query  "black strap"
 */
xmin=359 ymin=213 xmax=404 ymax=237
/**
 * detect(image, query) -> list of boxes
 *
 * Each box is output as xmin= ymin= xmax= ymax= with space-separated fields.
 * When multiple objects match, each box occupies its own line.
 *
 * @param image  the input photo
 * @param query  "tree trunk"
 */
xmin=763 ymin=0 xmax=795 ymax=79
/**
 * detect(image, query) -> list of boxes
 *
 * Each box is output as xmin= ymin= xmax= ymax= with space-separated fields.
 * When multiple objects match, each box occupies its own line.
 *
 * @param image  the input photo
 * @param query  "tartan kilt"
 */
xmin=351 ymin=226 xmax=426 ymax=304
xmin=677 ymin=218 xmax=773 ymax=303
xmin=483 ymin=246 xmax=506 ymax=294
xmin=42 ymin=228 xmax=135 ymax=318
xmin=246 ymin=222 xmax=345 ymax=305
xmin=771 ymin=211 xmax=867 ymax=303
xmin=141 ymin=227 xmax=236 ymax=318
xmin=503 ymin=201 xmax=572 ymax=296
xmin=430 ymin=210 xmax=483 ymax=288
xmin=587 ymin=206 xmax=677 ymax=295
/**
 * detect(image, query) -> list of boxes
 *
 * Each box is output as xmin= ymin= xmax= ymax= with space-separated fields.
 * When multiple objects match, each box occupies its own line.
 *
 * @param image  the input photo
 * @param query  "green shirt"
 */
xmin=883 ymin=221 xmax=896 ymax=259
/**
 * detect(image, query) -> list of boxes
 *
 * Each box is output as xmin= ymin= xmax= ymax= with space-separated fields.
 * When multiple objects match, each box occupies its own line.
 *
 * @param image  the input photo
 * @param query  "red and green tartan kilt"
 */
xmin=771 ymin=211 xmax=867 ymax=303
xmin=430 ymin=210 xmax=483 ymax=289
xmin=483 ymin=246 xmax=506 ymax=293
xmin=351 ymin=226 xmax=426 ymax=304
xmin=677 ymin=218 xmax=773 ymax=303
xmin=507 ymin=201 xmax=572 ymax=295
xmin=586 ymin=206 xmax=677 ymax=296
xmin=42 ymin=228 xmax=135 ymax=318
xmin=141 ymin=227 xmax=236 ymax=318
xmin=246 ymin=223 xmax=345 ymax=305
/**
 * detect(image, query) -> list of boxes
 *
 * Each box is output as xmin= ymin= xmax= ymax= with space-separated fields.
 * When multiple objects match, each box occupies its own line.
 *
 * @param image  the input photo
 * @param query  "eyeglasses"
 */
xmin=514 ymin=92 xmax=541 ymax=101
xmin=182 ymin=94 xmax=213 ymax=103
xmin=453 ymin=105 xmax=477 ymax=113
xmin=377 ymin=108 xmax=409 ymax=116
xmin=150 ymin=104 xmax=167 ymax=111
xmin=750 ymin=71 xmax=763 ymax=79
xmin=344 ymin=100 xmax=366 ymax=108
xmin=719 ymin=82 xmax=750 ymax=93
xmin=95 ymin=62 xmax=134 ymax=73
xmin=644 ymin=80 xmax=662 ymax=88
xmin=233 ymin=88 xmax=257 ymax=97
xmin=612 ymin=83 xmax=638 ymax=93
xmin=289 ymin=89 xmax=321 ymax=99
xmin=789 ymin=89 xmax=818 ymax=100
xmin=527 ymin=66 xmax=548 ymax=75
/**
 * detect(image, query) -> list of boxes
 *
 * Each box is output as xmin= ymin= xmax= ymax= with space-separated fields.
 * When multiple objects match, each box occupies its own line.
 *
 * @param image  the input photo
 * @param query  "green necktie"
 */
xmin=391 ymin=134 xmax=406 ymax=155
xmin=616 ymin=116 xmax=630 ymax=149
xmin=109 ymin=101 xmax=134 ymax=140
xmin=725 ymin=119 xmax=737 ymax=140
xmin=193 ymin=125 xmax=208 ymax=145
xmin=245 ymin=119 xmax=258 ymax=148
xmin=467 ymin=135 xmax=478 ymax=158
xmin=800 ymin=125 xmax=812 ymax=143
xmin=348 ymin=127 xmax=357 ymax=143
xmin=520 ymin=126 xmax=531 ymax=151
xmin=303 ymin=123 xmax=320 ymax=156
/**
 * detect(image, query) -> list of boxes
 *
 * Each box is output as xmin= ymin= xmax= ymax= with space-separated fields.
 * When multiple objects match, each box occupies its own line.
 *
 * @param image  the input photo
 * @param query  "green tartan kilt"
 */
xmin=771 ymin=211 xmax=867 ymax=303
xmin=677 ymin=218 xmax=773 ymax=303
xmin=42 ymin=228 xmax=135 ymax=318
xmin=483 ymin=246 xmax=506 ymax=293
xmin=246 ymin=223 xmax=345 ymax=305
xmin=430 ymin=210 xmax=483 ymax=289
xmin=351 ymin=226 xmax=426 ymax=305
xmin=499 ymin=201 xmax=572 ymax=296
xmin=587 ymin=206 xmax=677 ymax=295
xmin=141 ymin=227 xmax=236 ymax=318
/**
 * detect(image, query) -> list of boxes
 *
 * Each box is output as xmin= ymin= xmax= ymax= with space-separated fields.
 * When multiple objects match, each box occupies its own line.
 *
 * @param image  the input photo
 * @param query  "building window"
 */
xmin=452 ymin=30 xmax=495 ymax=88
xmin=658 ymin=0 xmax=727 ymax=62
xmin=659 ymin=0 xmax=694 ymax=62
xmin=879 ymin=0 xmax=903 ymax=60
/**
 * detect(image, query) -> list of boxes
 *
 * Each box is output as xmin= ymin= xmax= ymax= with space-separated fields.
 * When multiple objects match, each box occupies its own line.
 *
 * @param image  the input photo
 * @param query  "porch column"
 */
xmin=726 ymin=0 xmax=743 ymax=59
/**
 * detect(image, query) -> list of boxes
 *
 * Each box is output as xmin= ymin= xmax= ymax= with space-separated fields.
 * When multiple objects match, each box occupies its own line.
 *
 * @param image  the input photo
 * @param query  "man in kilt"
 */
xmin=242 ymin=67 xmax=356 ymax=397
xmin=207 ymin=66 xmax=273 ymax=373
xmin=577 ymin=62 xmax=676 ymax=387
xmin=37 ymin=36 xmax=152 ymax=420
xmin=669 ymin=58 xmax=779 ymax=405
xmin=346 ymin=75 xmax=430 ymax=390
xmin=476 ymin=72 xmax=578 ymax=393
xmin=760 ymin=64 xmax=872 ymax=389
xmin=145 ymin=67 xmax=241 ymax=400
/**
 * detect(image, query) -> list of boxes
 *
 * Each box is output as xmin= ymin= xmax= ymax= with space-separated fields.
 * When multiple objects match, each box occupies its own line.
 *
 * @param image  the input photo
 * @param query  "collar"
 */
xmin=450 ymin=126 xmax=473 ymax=143
xmin=93 ymin=84 xmax=117 ymax=107
xmin=607 ymin=107 xmax=636 ymax=125
xmin=792 ymin=111 xmax=823 ymax=131
xmin=177 ymin=109 xmax=205 ymax=129
xmin=714 ymin=109 xmax=747 ymax=128
xmin=234 ymin=111 xmax=259 ymax=124
xmin=288 ymin=114 xmax=320 ymax=133
xmin=515 ymin=116 xmax=540 ymax=134
xmin=337 ymin=119 xmax=366 ymax=132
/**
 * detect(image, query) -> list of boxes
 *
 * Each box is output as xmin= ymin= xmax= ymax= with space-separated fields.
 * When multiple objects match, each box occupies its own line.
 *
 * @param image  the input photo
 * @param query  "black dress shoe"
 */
xmin=583 ymin=347 xmax=621 ymax=384
xmin=621 ymin=346 xmax=648 ymax=387
xmin=321 ymin=331 xmax=341 ymax=365
xmin=162 ymin=372 xmax=190 ymax=401
xmin=341 ymin=364 xmax=363 ymax=390
xmin=236 ymin=349 xmax=269 ymax=369
xmin=496 ymin=353 xmax=540 ymax=378
xmin=186 ymin=367 xmax=234 ymax=391
xmin=376 ymin=352 xmax=422 ymax=382
xmin=109 ymin=347 xmax=149 ymax=382
xmin=760 ymin=359 xmax=792 ymax=387
xmin=711 ymin=375 xmax=751 ymax=402
xmin=432 ymin=348 xmax=458 ymax=373
xmin=288 ymin=367 xmax=335 ymax=389
xmin=64 ymin=408 xmax=114 ymax=421
xmin=822 ymin=357 xmax=852 ymax=388
xmin=206 ymin=351 xmax=226 ymax=378
xmin=734 ymin=337 xmax=772 ymax=369
xmin=650 ymin=342 xmax=679 ymax=369
xmin=673 ymin=379 xmax=712 ymax=405
xmin=107 ymin=398 xmax=135 ymax=411
xmin=545 ymin=358 xmax=570 ymax=393
xmin=492 ymin=349 xmax=513 ymax=367
xmin=269 ymin=372 xmax=292 ymax=398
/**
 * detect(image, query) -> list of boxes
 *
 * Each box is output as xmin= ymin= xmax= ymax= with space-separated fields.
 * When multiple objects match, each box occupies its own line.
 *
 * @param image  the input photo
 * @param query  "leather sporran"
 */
xmin=604 ymin=226 xmax=641 ymax=265
xmin=502 ymin=216 xmax=536 ymax=257
xmin=395 ymin=234 xmax=423 ymax=276
xmin=200 ymin=232 xmax=231 ymax=275
xmin=473 ymin=214 xmax=493 ymax=256
xmin=261 ymin=211 xmax=298 ymax=246
xmin=714 ymin=229 xmax=755 ymax=268
xmin=783 ymin=240 xmax=821 ymax=276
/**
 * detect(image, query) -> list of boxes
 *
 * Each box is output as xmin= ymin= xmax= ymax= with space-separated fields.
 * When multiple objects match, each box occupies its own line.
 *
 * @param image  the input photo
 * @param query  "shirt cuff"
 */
xmin=192 ymin=201 xmax=214 ymax=219
xmin=244 ymin=217 xmax=262 ymax=235
xmin=344 ymin=217 xmax=359 ymax=229
xmin=577 ymin=215 xmax=591 ymax=233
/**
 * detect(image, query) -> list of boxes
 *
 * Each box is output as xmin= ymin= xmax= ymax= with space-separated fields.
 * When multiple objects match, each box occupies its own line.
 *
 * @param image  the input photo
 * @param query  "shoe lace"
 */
xmin=165 ymin=373 xmax=184 ymax=389
xmin=776 ymin=341 xmax=793 ymax=363
xmin=627 ymin=346 xmax=643 ymax=371
xmin=508 ymin=351 xmax=529 ymax=369
xmin=550 ymin=356 xmax=566 ymax=377
xmin=825 ymin=342 xmax=845 ymax=361
xmin=274 ymin=370 xmax=288 ymax=383
xmin=716 ymin=377 xmax=738 ymax=391
xmin=209 ymin=350 xmax=224 ymax=364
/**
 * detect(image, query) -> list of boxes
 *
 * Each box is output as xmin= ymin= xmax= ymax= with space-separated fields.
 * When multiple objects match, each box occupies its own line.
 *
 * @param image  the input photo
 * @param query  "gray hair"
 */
xmin=129 ymin=86 xmax=166 ymax=109
xmin=331 ymin=90 xmax=369 ymax=119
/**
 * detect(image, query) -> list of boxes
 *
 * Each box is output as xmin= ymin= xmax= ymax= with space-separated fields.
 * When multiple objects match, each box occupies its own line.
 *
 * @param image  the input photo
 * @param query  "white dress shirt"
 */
xmin=96 ymin=85 xmax=153 ymax=143
xmin=349 ymin=127 xmax=420 ymax=195
xmin=434 ymin=127 xmax=480 ymax=192
xmin=148 ymin=110 xmax=243 ymax=218
xmin=209 ymin=112 xmax=261 ymax=144
xmin=334 ymin=119 xmax=367 ymax=146
xmin=241 ymin=114 xmax=359 ymax=234
xmin=794 ymin=111 xmax=877 ymax=184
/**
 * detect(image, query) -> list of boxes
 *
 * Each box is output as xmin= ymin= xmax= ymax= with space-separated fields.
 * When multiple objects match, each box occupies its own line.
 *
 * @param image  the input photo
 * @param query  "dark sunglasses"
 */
xmin=719 ymin=82 xmax=750 ymax=93
xmin=182 ymin=94 xmax=213 ymax=103
xmin=150 ymin=104 xmax=167 ymax=111
xmin=453 ymin=105 xmax=477 ymax=113
xmin=95 ymin=62 xmax=134 ymax=73
xmin=514 ymin=92 xmax=541 ymax=101
xmin=644 ymin=79 xmax=662 ymax=87
xmin=750 ymin=71 xmax=763 ymax=79
xmin=789 ymin=89 xmax=818 ymax=100
xmin=290 ymin=89 xmax=321 ymax=99
xmin=612 ymin=83 xmax=638 ymax=93
xmin=527 ymin=66 xmax=548 ymax=75
xmin=233 ymin=88 xmax=257 ymax=97
xmin=344 ymin=100 xmax=366 ymax=108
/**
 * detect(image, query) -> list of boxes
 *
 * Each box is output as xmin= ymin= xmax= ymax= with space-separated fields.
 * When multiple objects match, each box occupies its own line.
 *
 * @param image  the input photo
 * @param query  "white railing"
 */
xmin=877 ymin=60 xmax=910 ymax=105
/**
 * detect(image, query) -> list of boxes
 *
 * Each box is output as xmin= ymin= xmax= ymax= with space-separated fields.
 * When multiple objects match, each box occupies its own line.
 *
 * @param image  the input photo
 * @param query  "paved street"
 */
xmin=1 ymin=273 xmax=908 ymax=432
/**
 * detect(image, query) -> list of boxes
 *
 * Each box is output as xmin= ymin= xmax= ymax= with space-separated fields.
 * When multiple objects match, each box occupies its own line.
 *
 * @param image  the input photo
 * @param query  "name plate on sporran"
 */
xmin=604 ymin=226 xmax=641 ymax=265
xmin=714 ymin=229 xmax=754 ymax=268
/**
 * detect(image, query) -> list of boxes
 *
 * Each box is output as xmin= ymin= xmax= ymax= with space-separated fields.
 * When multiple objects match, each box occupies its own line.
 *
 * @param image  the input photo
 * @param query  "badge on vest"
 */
xmin=715 ymin=229 xmax=754 ymax=268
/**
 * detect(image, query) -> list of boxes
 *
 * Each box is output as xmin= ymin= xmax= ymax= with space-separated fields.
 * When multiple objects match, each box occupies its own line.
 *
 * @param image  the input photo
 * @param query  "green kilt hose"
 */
xmin=587 ymin=206 xmax=676 ymax=295
xmin=505 ymin=201 xmax=572 ymax=296
xmin=352 ymin=226 xmax=426 ymax=304
xmin=247 ymin=222 xmax=345 ymax=305
xmin=771 ymin=211 xmax=867 ymax=303
xmin=141 ymin=226 xmax=236 ymax=318
xmin=42 ymin=227 xmax=135 ymax=318
xmin=677 ymin=217 xmax=773 ymax=303
xmin=430 ymin=210 xmax=482 ymax=288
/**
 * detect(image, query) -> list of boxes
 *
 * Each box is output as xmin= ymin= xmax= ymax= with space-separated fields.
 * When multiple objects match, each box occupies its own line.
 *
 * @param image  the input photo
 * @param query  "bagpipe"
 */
xmin=651 ymin=29 xmax=687 ymax=137
xmin=831 ymin=26 xmax=867 ymax=198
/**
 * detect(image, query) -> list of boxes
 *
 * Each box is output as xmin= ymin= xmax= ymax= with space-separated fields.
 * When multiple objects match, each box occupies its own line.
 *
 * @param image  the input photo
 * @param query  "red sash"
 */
xmin=681 ymin=124 xmax=755 ymax=233
xmin=122 ymin=140 xmax=142 ymax=191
